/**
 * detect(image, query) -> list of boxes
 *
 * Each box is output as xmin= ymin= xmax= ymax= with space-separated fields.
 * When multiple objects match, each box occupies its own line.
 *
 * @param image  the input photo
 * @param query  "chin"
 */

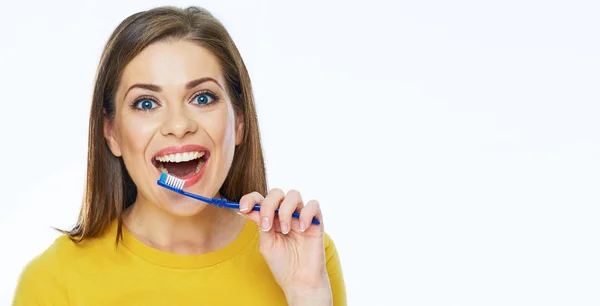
xmin=160 ymin=197 xmax=212 ymax=217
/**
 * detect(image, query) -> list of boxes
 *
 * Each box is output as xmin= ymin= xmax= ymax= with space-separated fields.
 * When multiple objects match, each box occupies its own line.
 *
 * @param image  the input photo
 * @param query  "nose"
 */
xmin=159 ymin=105 xmax=198 ymax=138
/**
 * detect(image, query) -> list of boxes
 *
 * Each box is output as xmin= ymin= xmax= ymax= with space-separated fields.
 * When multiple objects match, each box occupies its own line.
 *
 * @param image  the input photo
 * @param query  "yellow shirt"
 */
xmin=12 ymin=219 xmax=346 ymax=305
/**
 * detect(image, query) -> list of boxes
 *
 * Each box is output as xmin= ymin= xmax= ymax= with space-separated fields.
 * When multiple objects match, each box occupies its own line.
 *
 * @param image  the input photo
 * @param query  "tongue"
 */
xmin=164 ymin=160 xmax=198 ymax=178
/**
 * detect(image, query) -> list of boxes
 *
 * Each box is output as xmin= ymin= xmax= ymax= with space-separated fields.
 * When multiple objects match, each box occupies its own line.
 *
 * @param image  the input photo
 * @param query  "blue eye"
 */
xmin=134 ymin=99 xmax=158 ymax=110
xmin=192 ymin=92 xmax=217 ymax=105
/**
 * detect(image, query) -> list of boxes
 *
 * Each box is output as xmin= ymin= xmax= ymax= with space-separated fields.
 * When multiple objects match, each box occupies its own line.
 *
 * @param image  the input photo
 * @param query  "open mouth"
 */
xmin=152 ymin=151 xmax=210 ymax=179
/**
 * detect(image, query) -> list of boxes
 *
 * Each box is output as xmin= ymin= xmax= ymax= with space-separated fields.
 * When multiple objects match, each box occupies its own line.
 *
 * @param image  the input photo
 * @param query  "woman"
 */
xmin=13 ymin=6 xmax=346 ymax=306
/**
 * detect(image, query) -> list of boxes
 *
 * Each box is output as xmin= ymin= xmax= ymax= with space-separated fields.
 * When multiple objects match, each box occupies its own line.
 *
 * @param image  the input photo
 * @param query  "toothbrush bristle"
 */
xmin=163 ymin=173 xmax=185 ymax=190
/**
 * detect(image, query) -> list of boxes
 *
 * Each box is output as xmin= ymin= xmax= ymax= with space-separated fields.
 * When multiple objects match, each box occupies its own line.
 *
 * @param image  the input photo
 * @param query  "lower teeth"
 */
xmin=157 ymin=160 xmax=204 ymax=175
xmin=194 ymin=161 xmax=203 ymax=174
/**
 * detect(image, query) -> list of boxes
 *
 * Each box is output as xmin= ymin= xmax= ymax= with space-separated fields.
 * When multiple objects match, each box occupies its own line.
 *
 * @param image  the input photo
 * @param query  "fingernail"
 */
xmin=280 ymin=221 xmax=289 ymax=234
xmin=240 ymin=201 xmax=248 ymax=212
xmin=261 ymin=217 xmax=271 ymax=231
xmin=299 ymin=221 xmax=306 ymax=232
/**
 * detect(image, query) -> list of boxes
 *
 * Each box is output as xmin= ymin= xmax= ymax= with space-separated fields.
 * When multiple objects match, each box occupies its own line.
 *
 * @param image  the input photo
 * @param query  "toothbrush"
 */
xmin=157 ymin=173 xmax=320 ymax=225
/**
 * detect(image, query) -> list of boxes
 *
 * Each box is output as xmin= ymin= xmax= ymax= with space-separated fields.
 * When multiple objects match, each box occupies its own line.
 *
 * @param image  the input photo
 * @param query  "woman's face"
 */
xmin=104 ymin=40 xmax=243 ymax=216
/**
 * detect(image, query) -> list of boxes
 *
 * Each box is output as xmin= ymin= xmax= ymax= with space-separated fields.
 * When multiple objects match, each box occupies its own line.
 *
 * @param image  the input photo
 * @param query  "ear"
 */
xmin=103 ymin=114 xmax=122 ymax=157
xmin=234 ymin=111 xmax=244 ymax=146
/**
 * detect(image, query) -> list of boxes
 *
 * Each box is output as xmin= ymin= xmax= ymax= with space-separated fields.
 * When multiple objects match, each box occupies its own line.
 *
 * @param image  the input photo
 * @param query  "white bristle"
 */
xmin=165 ymin=174 xmax=185 ymax=189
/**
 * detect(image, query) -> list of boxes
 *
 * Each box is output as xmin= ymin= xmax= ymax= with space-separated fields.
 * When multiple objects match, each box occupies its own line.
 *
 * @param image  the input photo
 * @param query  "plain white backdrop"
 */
xmin=1 ymin=0 xmax=599 ymax=305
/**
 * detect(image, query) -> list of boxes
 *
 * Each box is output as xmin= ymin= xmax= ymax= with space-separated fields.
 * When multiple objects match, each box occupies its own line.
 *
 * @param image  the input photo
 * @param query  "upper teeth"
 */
xmin=155 ymin=151 xmax=205 ymax=163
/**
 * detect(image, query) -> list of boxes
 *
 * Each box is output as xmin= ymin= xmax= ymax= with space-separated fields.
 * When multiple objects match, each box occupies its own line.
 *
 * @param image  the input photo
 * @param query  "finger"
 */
xmin=278 ymin=190 xmax=303 ymax=234
xmin=259 ymin=188 xmax=285 ymax=232
xmin=238 ymin=191 xmax=264 ymax=214
xmin=298 ymin=199 xmax=324 ymax=233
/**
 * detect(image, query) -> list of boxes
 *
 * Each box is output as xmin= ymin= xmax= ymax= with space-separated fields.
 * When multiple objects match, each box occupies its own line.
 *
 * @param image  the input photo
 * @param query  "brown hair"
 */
xmin=63 ymin=6 xmax=267 ymax=243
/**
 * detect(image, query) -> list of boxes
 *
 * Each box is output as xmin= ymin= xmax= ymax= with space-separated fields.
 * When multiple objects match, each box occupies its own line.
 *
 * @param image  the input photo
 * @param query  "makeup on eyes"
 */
xmin=129 ymin=89 xmax=221 ymax=111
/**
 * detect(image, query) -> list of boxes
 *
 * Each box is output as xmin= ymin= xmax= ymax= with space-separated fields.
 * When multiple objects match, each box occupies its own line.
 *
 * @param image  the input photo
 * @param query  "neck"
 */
xmin=122 ymin=194 xmax=246 ymax=255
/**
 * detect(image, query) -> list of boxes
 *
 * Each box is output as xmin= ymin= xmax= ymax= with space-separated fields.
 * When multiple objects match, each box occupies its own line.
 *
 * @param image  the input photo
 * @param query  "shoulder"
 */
xmin=13 ymin=235 xmax=79 ymax=304
xmin=16 ymin=233 xmax=95 ymax=279
xmin=322 ymin=231 xmax=343 ymax=271
xmin=19 ymin=231 xmax=112 ymax=273
xmin=322 ymin=232 xmax=347 ymax=306
xmin=323 ymin=232 xmax=339 ymax=261
xmin=19 ymin=234 xmax=75 ymax=275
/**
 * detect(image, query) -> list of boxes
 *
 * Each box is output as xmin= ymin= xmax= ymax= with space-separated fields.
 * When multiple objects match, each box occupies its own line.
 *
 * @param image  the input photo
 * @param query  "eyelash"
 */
xmin=192 ymin=90 xmax=220 ymax=106
xmin=130 ymin=90 xmax=221 ymax=111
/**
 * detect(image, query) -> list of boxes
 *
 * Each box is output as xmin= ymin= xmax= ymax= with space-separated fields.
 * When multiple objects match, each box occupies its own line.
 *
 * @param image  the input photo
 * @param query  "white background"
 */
xmin=1 ymin=0 xmax=599 ymax=305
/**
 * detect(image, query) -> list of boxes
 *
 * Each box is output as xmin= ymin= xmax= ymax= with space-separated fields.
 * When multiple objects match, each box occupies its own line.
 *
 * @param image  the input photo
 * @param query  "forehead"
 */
xmin=119 ymin=40 xmax=223 ymax=91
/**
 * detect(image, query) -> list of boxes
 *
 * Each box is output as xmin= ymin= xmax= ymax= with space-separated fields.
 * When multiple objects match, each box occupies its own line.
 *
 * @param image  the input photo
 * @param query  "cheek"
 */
xmin=222 ymin=113 xmax=237 ymax=151
xmin=114 ymin=114 xmax=158 ymax=170
xmin=203 ymin=108 xmax=237 ymax=157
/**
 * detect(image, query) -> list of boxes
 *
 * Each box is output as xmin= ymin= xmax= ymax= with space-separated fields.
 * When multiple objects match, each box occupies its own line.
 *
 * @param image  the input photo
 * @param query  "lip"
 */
xmin=151 ymin=144 xmax=210 ymax=188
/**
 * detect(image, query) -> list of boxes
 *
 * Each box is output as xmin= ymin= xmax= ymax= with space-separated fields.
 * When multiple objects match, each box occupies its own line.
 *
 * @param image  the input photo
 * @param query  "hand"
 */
xmin=238 ymin=189 xmax=332 ymax=304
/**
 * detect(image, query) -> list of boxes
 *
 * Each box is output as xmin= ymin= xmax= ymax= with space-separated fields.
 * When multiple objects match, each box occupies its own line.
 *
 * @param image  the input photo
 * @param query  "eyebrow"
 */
xmin=123 ymin=77 xmax=222 ymax=98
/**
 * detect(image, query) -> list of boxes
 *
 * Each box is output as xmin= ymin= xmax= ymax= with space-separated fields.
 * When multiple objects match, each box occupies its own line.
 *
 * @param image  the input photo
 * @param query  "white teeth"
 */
xmin=195 ymin=159 xmax=204 ymax=174
xmin=157 ymin=163 xmax=168 ymax=173
xmin=155 ymin=151 xmax=205 ymax=163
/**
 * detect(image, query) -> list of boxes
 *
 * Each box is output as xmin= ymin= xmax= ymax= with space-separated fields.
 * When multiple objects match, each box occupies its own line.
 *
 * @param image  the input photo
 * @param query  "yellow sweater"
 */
xmin=12 ymin=219 xmax=346 ymax=305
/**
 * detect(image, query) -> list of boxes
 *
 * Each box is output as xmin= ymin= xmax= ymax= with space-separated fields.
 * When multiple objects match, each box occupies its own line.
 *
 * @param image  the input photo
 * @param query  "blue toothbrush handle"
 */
xmin=157 ymin=178 xmax=321 ymax=225
xmin=249 ymin=205 xmax=321 ymax=225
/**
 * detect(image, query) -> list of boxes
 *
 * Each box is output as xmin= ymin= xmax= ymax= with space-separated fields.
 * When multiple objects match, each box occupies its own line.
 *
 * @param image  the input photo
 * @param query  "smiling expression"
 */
xmin=103 ymin=39 xmax=243 ymax=215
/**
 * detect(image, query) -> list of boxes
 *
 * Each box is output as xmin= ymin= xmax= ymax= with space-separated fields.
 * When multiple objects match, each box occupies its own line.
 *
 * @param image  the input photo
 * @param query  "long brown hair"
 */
xmin=63 ymin=6 xmax=267 ymax=243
